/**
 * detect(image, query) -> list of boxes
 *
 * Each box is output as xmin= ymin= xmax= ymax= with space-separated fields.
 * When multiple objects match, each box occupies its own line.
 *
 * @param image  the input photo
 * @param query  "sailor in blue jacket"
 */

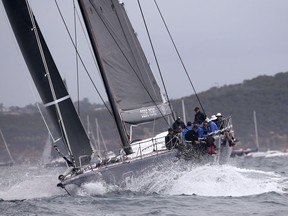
xmin=182 ymin=121 xmax=193 ymax=137
xmin=209 ymin=115 xmax=219 ymax=133
xmin=200 ymin=118 xmax=218 ymax=138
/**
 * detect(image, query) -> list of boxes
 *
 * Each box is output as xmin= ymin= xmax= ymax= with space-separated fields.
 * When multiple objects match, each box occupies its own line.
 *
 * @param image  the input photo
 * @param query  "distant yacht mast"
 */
xmin=253 ymin=111 xmax=260 ymax=149
xmin=0 ymin=129 xmax=14 ymax=165
xmin=181 ymin=99 xmax=186 ymax=124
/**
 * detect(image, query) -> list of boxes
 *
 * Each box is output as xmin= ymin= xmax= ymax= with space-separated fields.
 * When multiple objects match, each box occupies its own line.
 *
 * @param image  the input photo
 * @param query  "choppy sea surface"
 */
xmin=1 ymin=153 xmax=288 ymax=216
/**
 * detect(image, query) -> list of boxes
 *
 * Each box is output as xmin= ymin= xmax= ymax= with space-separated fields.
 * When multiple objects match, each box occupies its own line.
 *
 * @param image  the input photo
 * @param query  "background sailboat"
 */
xmin=245 ymin=111 xmax=287 ymax=158
xmin=41 ymin=132 xmax=67 ymax=167
xmin=0 ymin=129 xmax=14 ymax=166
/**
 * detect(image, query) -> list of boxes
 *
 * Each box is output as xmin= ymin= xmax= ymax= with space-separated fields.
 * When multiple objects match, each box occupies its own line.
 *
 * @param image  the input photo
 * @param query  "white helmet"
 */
xmin=216 ymin=113 xmax=222 ymax=117
xmin=210 ymin=115 xmax=217 ymax=121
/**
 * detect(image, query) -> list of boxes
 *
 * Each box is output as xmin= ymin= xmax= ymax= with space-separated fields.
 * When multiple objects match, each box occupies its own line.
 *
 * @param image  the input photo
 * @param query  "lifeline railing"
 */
xmin=130 ymin=135 xmax=167 ymax=159
xmin=103 ymin=116 xmax=234 ymax=162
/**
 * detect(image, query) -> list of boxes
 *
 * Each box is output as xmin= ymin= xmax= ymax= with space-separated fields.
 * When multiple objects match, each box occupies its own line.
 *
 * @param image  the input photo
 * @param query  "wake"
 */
xmin=78 ymin=162 xmax=288 ymax=197
xmin=3 ymin=163 xmax=286 ymax=199
xmin=128 ymin=163 xmax=288 ymax=197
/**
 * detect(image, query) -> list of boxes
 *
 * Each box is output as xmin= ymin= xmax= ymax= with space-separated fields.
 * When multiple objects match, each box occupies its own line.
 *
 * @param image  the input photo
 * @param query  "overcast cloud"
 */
xmin=0 ymin=0 xmax=288 ymax=107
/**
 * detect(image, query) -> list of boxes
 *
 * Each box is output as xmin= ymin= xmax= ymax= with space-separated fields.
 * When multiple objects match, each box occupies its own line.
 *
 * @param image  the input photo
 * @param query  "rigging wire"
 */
xmin=137 ymin=0 xmax=174 ymax=123
xmin=153 ymin=0 xmax=206 ymax=114
xmin=74 ymin=8 xmax=99 ymax=68
xmin=73 ymin=0 xmax=80 ymax=114
xmin=54 ymin=0 xmax=112 ymax=116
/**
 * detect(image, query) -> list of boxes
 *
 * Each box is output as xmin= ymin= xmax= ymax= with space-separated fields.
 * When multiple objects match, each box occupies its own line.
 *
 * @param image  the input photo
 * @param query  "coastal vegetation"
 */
xmin=1 ymin=72 xmax=287 ymax=163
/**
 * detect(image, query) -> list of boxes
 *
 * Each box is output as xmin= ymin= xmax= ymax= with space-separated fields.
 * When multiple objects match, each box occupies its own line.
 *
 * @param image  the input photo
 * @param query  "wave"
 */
xmin=1 ymin=162 xmax=288 ymax=200
xmin=78 ymin=162 xmax=288 ymax=197
xmin=0 ymin=165 xmax=65 ymax=200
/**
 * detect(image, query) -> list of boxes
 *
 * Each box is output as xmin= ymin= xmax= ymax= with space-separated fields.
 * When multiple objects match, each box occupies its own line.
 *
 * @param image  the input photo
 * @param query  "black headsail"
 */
xmin=2 ymin=0 xmax=92 ymax=167
xmin=78 ymin=0 xmax=171 ymax=151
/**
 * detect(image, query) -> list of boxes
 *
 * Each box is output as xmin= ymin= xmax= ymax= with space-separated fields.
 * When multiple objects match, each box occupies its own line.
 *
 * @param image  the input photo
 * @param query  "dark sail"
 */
xmin=77 ymin=0 xmax=171 ymax=125
xmin=2 ymin=0 xmax=92 ymax=167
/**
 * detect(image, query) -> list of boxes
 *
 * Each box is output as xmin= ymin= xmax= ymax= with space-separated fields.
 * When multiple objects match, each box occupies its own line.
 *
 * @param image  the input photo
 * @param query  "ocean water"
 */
xmin=1 ymin=155 xmax=288 ymax=216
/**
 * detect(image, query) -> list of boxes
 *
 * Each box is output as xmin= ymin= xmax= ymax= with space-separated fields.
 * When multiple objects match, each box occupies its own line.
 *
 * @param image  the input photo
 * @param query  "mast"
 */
xmin=181 ymin=99 xmax=186 ymax=124
xmin=77 ymin=0 xmax=131 ymax=154
xmin=253 ymin=110 xmax=260 ymax=149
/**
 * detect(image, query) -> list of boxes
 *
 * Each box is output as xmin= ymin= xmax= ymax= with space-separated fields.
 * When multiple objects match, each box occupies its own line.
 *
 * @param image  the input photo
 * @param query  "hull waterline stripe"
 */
xmin=44 ymin=95 xmax=70 ymax=107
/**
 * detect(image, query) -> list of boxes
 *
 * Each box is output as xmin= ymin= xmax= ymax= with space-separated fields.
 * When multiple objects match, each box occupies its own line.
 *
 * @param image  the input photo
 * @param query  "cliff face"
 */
xmin=1 ymin=72 xmax=288 ymax=163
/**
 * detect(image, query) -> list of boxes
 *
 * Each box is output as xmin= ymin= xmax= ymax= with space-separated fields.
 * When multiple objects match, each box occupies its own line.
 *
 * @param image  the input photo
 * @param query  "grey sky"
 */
xmin=0 ymin=0 xmax=288 ymax=107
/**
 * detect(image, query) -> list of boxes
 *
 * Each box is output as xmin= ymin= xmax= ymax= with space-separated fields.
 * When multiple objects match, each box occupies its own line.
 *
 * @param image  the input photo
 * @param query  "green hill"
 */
xmin=1 ymin=72 xmax=288 ymax=163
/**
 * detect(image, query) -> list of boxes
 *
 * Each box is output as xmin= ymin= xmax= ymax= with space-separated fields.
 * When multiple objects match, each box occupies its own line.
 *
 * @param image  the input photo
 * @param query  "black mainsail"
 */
xmin=78 ymin=0 xmax=171 ymax=151
xmin=2 ymin=0 xmax=92 ymax=167
xmin=78 ymin=0 xmax=171 ymax=124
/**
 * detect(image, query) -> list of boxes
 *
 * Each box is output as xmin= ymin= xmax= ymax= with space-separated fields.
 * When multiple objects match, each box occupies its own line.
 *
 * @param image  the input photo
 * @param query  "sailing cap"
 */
xmin=216 ymin=113 xmax=222 ymax=117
